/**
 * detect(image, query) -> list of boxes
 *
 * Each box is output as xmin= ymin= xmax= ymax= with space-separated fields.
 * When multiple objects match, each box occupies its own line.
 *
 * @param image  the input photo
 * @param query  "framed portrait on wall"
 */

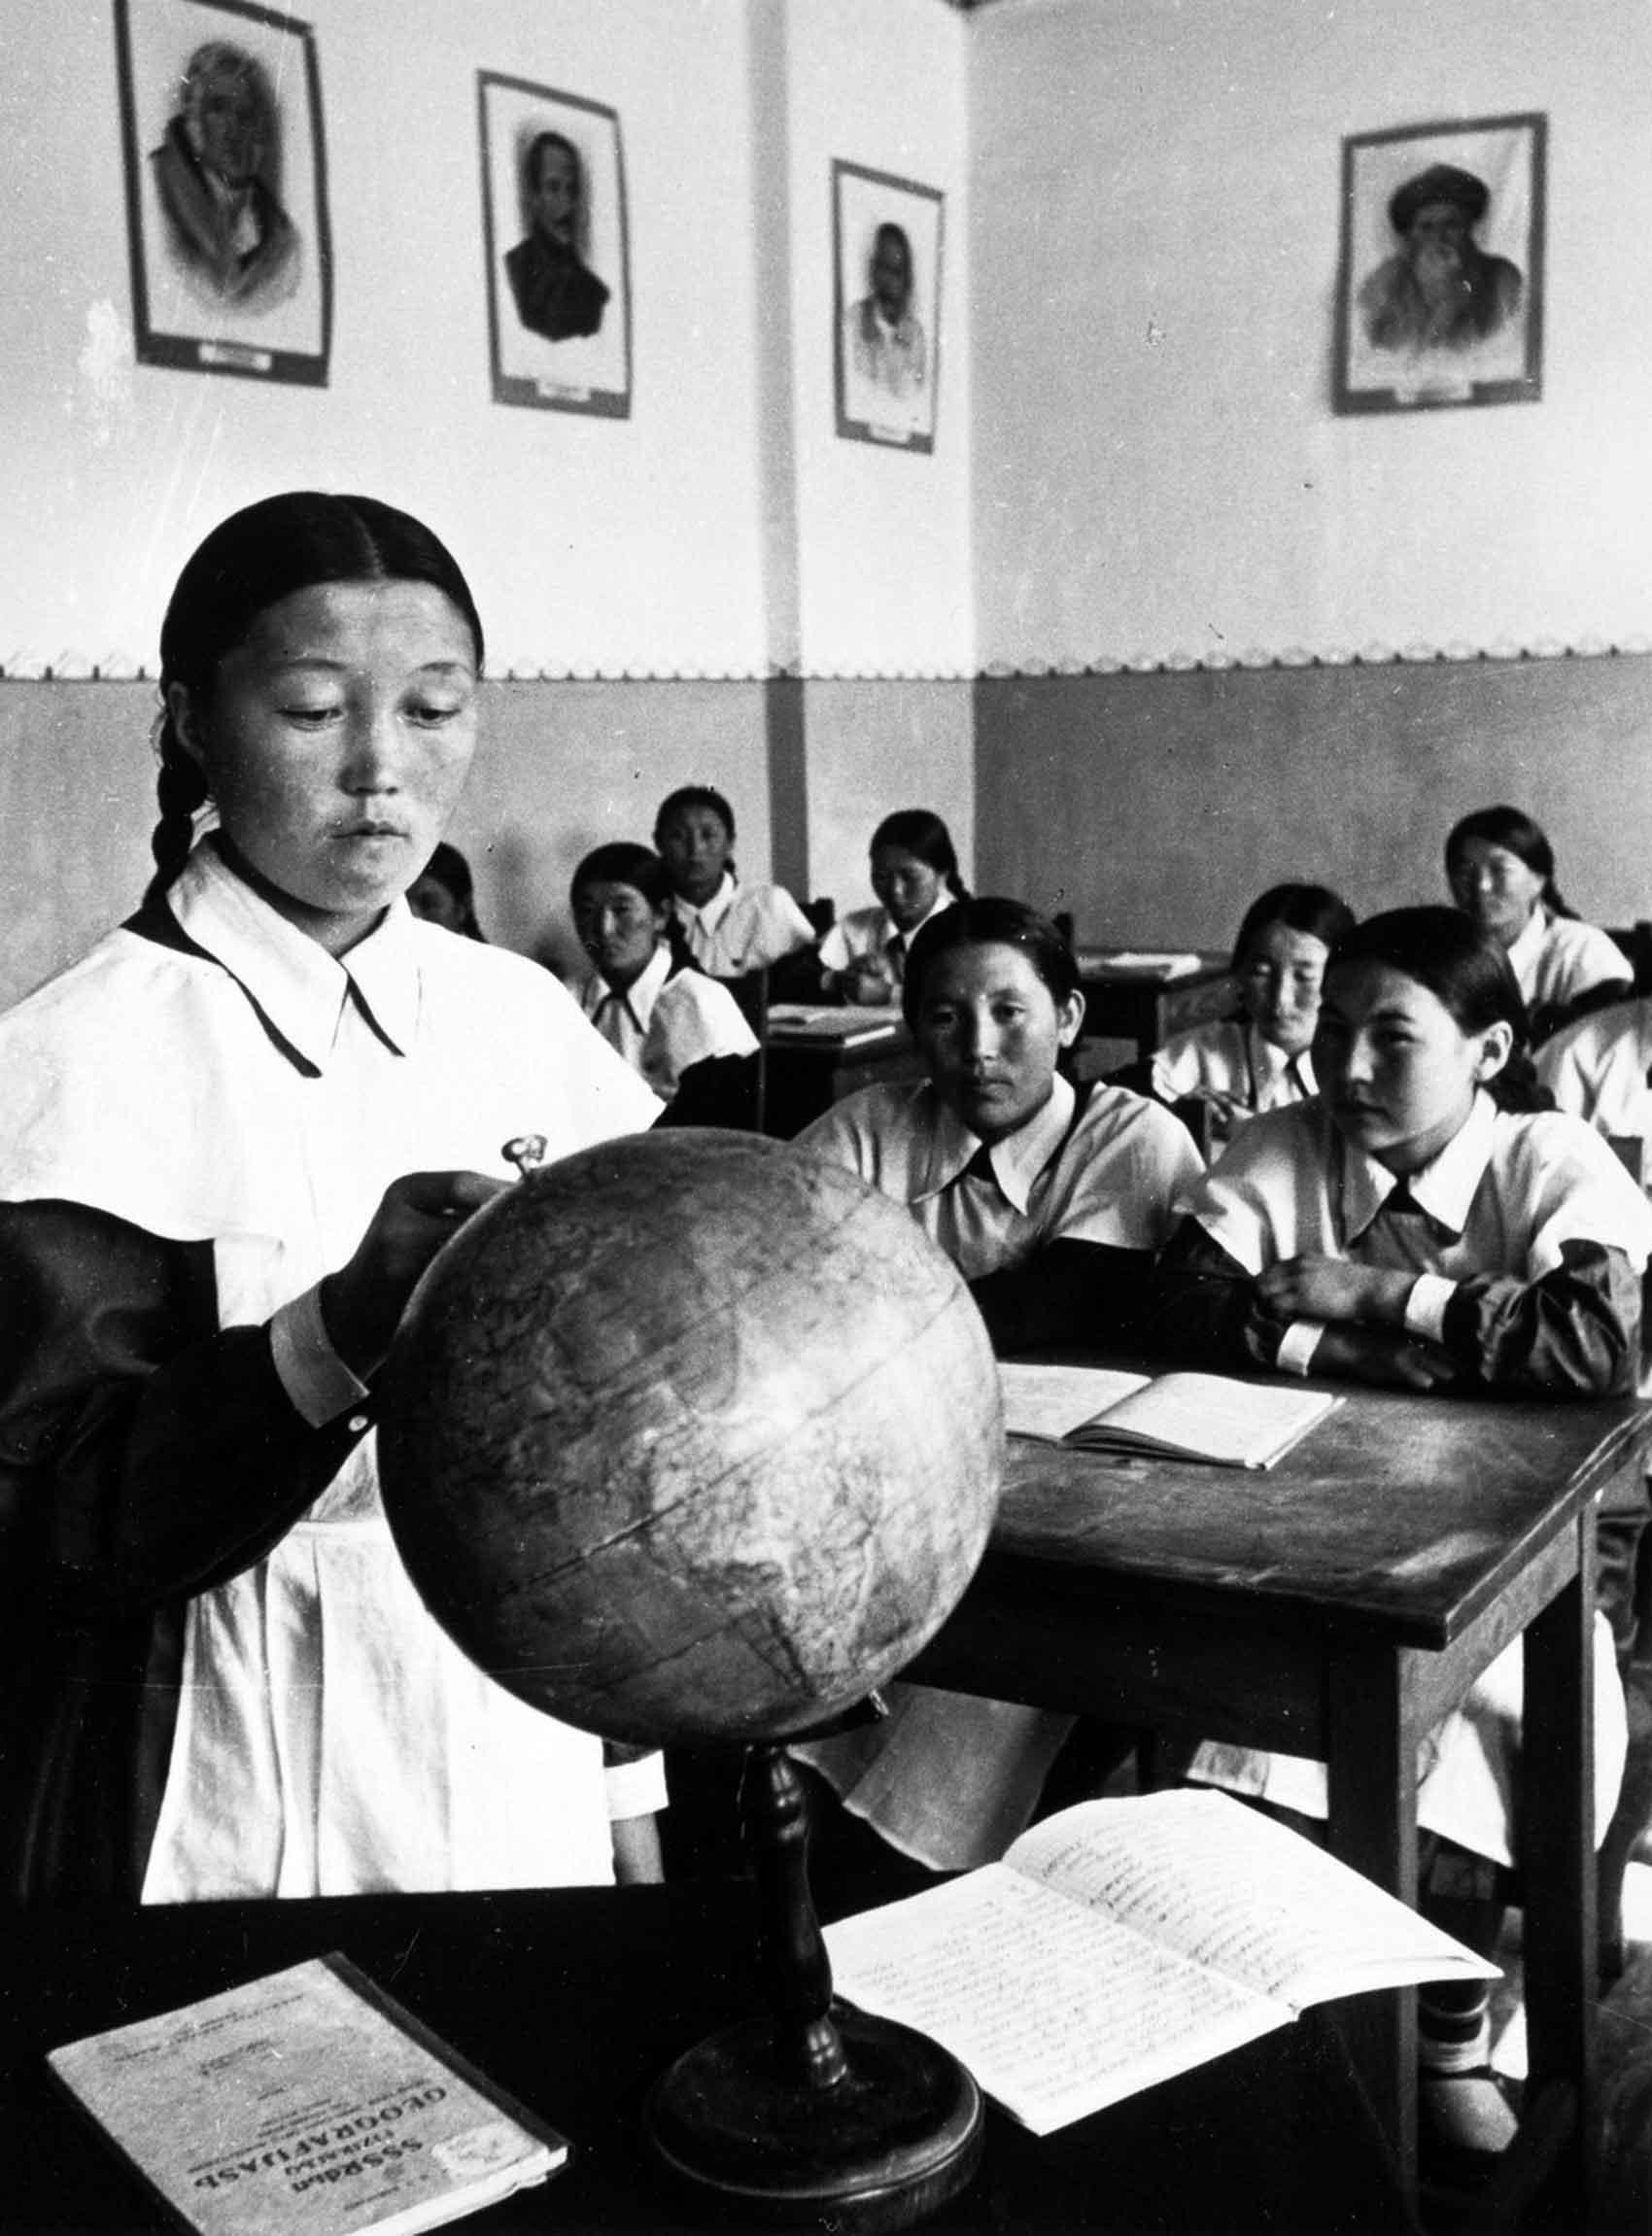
xmin=833 ymin=159 xmax=944 ymax=454
xmin=1334 ymin=112 xmax=1544 ymax=414
xmin=113 ymin=0 xmax=331 ymax=386
xmin=479 ymin=73 xmax=631 ymax=418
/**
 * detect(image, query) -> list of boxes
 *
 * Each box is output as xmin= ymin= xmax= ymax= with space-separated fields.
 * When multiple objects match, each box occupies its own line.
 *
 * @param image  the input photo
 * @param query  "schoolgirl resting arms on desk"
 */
xmin=790 ymin=899 xmax=1202 ymax=1868
xmin=569 ymin=842 xmax=756 ymax=1103
xmin=818 ymin=807 xmax=968 ymax=1007
xmin=652 ymin=783 xmax=815 ymax=981
xmin=1154 ymin=906 xmax=1652 ymax=2155
xmin=0 ymin=492 xmax=666 ymax=1905
xmin=1151 ymin=882 xmax=1354 ymax=1149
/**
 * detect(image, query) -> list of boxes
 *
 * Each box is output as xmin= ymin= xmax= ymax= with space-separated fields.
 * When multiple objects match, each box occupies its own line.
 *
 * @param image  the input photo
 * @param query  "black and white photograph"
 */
xmin=479 ymin=71 xmax=631 ymax=417
xmin=1335 ymin=113 xmax=1545 ymax=413
xmin=113 ymin=0 xmax=330 ymax=385
xmin=833 ymin=158 xmax=944 ymax=453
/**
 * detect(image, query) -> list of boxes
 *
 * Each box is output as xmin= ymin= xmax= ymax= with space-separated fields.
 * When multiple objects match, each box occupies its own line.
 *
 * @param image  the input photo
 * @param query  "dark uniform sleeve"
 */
xmin=970 ymin=1239 xmax=1157 ymax=1357
xmin=0 ymin=1199 xmax=371 ymax=1611
xmin=1138 ymin=1216 xmax=1277 ymax=1370
xmin=1433 ymin=1237 xmax=1641 ymax=1397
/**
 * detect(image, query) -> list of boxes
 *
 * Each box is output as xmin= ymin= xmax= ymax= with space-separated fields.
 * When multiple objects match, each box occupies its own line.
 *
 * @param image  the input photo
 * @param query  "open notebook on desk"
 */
xmin=1001 ymin=1361 xmax=1341 ymax=1470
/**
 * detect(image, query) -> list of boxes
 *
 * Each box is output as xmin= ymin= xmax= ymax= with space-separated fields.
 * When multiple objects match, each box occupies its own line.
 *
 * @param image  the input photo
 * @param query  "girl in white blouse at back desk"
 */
xmin=818 ymin=807 xmax=969 ymax=1006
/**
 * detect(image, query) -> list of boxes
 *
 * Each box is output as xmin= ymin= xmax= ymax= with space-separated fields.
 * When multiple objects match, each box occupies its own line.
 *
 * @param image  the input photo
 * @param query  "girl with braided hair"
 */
xmin=0 ymin=492 xmax=664 ymax=1902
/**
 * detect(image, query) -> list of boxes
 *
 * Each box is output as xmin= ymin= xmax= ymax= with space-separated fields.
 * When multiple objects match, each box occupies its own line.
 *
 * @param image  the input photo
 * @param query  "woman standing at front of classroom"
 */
xmin=0 ymin=492 xmax=665 ymax=1904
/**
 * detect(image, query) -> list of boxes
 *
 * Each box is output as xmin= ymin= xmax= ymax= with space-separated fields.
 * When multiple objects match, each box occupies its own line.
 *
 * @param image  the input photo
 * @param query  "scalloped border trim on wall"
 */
xmin=5 ymin=636 xmax=1651 ymax=683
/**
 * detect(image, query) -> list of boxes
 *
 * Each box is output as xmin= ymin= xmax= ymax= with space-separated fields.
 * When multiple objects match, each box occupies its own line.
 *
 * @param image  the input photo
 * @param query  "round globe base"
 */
xmin=645 ymin=2003 xmax=984 ymax=2232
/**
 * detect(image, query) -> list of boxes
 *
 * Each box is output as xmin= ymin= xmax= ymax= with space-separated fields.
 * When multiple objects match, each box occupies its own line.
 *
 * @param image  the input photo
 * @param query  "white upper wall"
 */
xmin=968 ymin=0 xmax=1652 ymax=669
xmin=5 ymin=0 xmax=769 ymax=679
xmin=785 ymin=0 xmax=974 ymax=680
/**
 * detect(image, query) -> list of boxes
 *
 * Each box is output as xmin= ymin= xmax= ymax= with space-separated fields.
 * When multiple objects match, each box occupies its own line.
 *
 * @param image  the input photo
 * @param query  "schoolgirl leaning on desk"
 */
xmin=1151 ymin=882 xmax=1354 ymax=1150
xmin=790 ymin=899 xmax=1202 ymax=1867
xmin=0 ymin=493 xmax=665 ymax=1905
xmin=1152 ymin=906 xmax=1652 ymax=2158
xmin=818 ymin=807 xmax=968 ymax=1007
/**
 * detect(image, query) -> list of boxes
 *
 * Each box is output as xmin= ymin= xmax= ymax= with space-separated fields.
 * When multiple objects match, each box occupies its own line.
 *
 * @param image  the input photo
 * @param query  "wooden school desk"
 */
xmin=759 ymin=1008 xmax=927 ymax=1137
xmin=911 ymin=1381 xmax=1652 ymax=2219
xmin=1071 ymin=949 xmax=1235 ymax=1064
xmin=0 ymin=1885 xmax=1417 ymax=2233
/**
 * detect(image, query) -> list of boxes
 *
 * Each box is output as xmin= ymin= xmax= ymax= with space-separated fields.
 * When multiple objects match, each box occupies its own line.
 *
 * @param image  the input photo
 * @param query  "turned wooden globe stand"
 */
xmin=645 ymin=1742 xmax=983 ymax=2230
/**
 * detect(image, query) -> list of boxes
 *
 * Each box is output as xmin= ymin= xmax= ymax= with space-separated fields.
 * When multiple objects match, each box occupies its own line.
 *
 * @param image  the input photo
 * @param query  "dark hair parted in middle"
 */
xmin=149 ymin=490 xmax=484 ymax=906
xmin=1445 ymin=805 xmax=1572 ymax=918
xmin=1231 ymin=883 xmax=1357 ymax=971
xmin=901 ymin=896 xmax=1080 ymax=1032
xmin=653 ymin=785 xmax=736 ymax=846
xmin=1325 ymin=904 xmax=1548 ymax=1113
xmin=870 ymin=808 xmax=971 ymax=904
xmin=569 ymin=841 xmax=674 ymax=915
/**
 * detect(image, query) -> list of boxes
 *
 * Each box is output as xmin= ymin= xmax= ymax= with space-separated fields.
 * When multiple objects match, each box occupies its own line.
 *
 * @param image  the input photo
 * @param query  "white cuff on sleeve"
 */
xmin=1275 ymin=1319 xmax=1325 ymax=1377
xmin=604 ymin=1749 xmax=669 ymax=1822
xmin=1403 ymin=1274 xmax=1457 ymax=1346
xmin=270 ymin=1284 xmax=372 ymax=1428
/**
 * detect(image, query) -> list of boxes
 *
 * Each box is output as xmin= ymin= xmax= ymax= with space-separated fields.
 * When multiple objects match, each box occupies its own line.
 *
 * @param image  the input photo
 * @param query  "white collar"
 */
xmin=1340 ymin=1087 xmax=1497 ymax=1244
xmin=591 ymin=942 xmax=671 ymax=1031
xmin=912 ymin=1073 xmax=1077 ymax=1217
xmin=1506 ymin=905 xmax=1550 ymax=983
xmin=169 ymin=839 xmax=419 ymax=1072
xmin=675 ymin=872 xmax=737 ymax=932
xmin=1249 ymin=1024 xmax=1314 ymax=1095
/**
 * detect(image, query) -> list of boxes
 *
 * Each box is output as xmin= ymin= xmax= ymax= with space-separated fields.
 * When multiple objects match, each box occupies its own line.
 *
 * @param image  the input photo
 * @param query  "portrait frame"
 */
xmin=1334 ymin=112 xmax=1545 ymax=415
xmin=113 ymin=0 xmax=332 ymax=387
xmin=833 ymin=159 xmax=944 ymax=455
xmin=479 ymin=72 xmax=632 ymax=419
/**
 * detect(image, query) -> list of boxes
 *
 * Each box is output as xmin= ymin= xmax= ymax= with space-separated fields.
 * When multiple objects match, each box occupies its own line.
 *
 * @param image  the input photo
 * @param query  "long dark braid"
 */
xmin=143 ymin=713 xmax=212 ymax=909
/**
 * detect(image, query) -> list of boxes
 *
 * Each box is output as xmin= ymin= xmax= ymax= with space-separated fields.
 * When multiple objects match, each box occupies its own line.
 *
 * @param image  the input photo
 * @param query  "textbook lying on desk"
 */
xmin=825 ymin=1789 xmax=1496 ymax=2137
xmin=765 ymin=1003 xmax=902 ymax=1048
xmin=47 ymin=1953 xmax=568 ymax=2236
xmin=1000 ymin=1361 xmax=1341 ymax=1469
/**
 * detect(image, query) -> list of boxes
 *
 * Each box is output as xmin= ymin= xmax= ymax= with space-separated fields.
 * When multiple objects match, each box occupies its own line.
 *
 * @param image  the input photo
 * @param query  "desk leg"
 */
xmin=1516 ymin=1513 xmax=1597 ymax=2222
xmin=1325 ymin=1646 xmax=1419 ymax=2193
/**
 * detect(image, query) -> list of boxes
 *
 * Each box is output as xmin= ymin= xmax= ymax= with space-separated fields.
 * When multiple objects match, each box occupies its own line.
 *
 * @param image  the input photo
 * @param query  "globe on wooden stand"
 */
xmin=377 ymin=1128 xmax=1005 ymax=2231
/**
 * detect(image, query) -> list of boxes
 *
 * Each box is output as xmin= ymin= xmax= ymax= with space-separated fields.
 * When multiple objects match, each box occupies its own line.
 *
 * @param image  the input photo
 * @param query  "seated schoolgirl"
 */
xmin=790 ymin=899 xmax=1203 ymax=1873
xmin=569 ymin=842 xmax=757 ymax=1103
xmin=1537 ymin=984 xmax=1652 ymax=1152
xmin=0 ymin=493 xmax=667 ymax=1904
xmin=652 ymin=784 xmax=816 ymax=984
xmin=407 ymin=840 xmax=487 ymax=939
xmin=818 ymin=808 xmax=968 ymax=1006
xmin=1446 ymin=804 xmax=1630 ymax=1045
xmin=1154 ymin=905 xmax=1652 ymax=2161
xmin=1151 ymin=882 xmax=1355 ymax=1149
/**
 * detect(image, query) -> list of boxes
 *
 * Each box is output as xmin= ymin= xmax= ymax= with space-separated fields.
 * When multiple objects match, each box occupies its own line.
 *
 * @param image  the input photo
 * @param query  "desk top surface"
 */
xmin=989 ymin=1380 xmax=1651 ymax=1649
xmin=0 ymin=1886 xmax=1414 ymax=2235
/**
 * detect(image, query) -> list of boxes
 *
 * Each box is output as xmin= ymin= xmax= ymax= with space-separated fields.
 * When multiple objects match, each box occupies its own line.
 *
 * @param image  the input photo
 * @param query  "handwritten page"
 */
xmin=827 ymin=1869 xmax=1280 ymax=2134
xmin=1010 ymin=1792 xmax=1496 ymax=2005
xmin=826 ymin=1790 xmax=1494 ymax=2135
xmin=998 ymin=1363 xmax=1149 ymax=1441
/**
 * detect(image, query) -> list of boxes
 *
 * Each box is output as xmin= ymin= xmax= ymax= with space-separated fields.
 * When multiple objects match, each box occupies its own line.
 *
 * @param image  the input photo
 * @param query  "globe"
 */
xmin=377 ymin=1128 xmax=1004 ymax=1748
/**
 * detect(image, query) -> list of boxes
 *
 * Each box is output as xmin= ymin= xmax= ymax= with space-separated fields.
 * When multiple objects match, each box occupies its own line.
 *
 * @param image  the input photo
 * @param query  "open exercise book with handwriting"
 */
xmin=1001 ymin=1361 xmax=1342 ymax=1469
xmin=825 ymin=1789 xmax=1497 ymax=2137
xmin=46 ymin=1953 xmax=568 ymax=2236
